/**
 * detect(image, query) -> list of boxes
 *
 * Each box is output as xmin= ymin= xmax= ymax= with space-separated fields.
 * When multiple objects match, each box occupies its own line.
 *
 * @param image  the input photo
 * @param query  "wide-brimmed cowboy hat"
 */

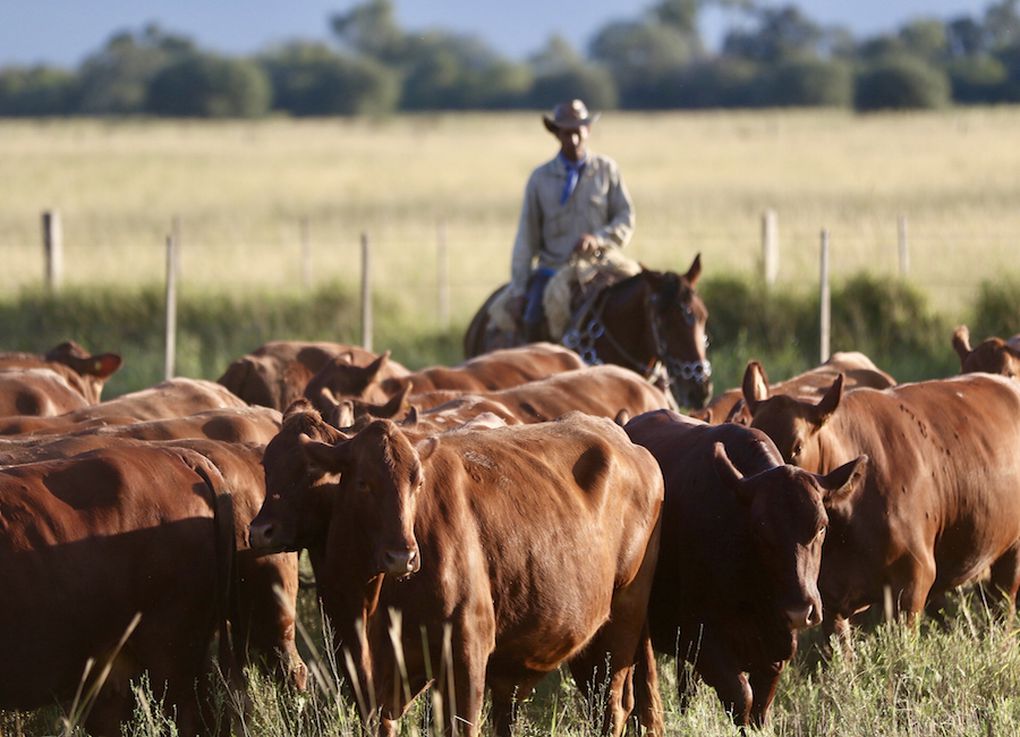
xmin=543 ymin=99 xmax=601 ymax=133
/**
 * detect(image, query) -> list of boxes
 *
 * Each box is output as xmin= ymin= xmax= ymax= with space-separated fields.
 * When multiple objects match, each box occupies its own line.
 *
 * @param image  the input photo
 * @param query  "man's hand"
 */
xmin=573 ymin=234 xmax=601 ymax=258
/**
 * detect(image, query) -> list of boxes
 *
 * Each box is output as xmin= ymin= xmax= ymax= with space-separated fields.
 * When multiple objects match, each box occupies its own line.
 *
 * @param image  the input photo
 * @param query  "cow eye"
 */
xmin=791 ymin=441 xmax=804 ymax=459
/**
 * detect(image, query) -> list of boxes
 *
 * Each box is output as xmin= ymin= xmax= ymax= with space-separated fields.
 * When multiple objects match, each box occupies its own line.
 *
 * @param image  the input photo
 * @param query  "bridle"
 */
xmin=560 ymin=277 xmax=712 ymax=407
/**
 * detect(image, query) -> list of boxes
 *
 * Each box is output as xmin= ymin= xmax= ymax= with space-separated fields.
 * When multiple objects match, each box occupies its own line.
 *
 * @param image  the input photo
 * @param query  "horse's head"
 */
xmin=644 ymin=254 xmax=712 ymax=409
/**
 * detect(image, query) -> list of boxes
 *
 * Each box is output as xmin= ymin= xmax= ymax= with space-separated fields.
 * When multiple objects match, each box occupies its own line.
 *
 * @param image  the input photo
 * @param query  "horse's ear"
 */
xmin=684 ymin=253 xmax=702 ymax=287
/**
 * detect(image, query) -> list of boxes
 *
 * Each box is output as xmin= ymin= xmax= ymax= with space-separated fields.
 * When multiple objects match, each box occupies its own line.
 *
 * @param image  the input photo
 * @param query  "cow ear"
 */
xmin=684 ymin=253 xmax=702 ymax=287
xmin=298 ymin=433 xmax=351 ymax=474
xmin=818 ymin=454 xmax=868 ymax=506
xmin=364 ymin=351 xmax=390 ymax=383
xmin=84 ymin=353 xmax=122 ymax=378
xmin=378 ymin=381 xmax=411 ymax=419
xmin=283 ymin=398 xmax=316 ymax=422
xmin=741 ymin=361 xmax=769 ymax=415
xmin=952 ymin=325 xmax=972 ymax=367
xmin=813 ymin=374 xmax=844 ymax=426
xmin=330 ymin=398 xmax=357 ymax=430
xmin=723 ymin=400 xmax=748 ymax=425
xmin=402 ymin=406 xmax=419 ymax=427
xmin=614 ymin=409 xmax=631 ymax=427
xmin=712 ymin=442 xmax=752 ymax=506
xmin=415 ymin=436 xmax=439 ymax=463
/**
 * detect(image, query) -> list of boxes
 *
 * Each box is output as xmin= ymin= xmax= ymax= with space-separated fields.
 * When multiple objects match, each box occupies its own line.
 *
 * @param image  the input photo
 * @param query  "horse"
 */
xmin=464 ymin=254 xmax=712 ymax=409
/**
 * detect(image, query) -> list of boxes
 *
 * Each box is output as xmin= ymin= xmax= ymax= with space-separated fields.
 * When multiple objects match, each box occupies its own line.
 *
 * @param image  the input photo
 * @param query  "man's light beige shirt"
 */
xmin=509 ymin=153 xmax=635 ymax=297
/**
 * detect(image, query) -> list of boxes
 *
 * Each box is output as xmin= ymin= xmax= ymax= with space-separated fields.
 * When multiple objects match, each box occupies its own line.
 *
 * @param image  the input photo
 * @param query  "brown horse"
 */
xmin=464 ymin=255 xmax=712 ymax=409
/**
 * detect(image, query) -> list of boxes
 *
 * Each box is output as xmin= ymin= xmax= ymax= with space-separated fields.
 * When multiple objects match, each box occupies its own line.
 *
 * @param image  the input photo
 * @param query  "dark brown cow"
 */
xmin=0 ymin=444 xmax=236 ymax=736
xmin=303 ymin=342 xmax=586 ymax=406
xmin=250 ymin=409 xmax=664 ymax=736
xmin=700 ymin=352 xmax=896 ymax=425
xmin=0 ymin=368 xmax=91 ymax=418
xmin=0 ymin=378 xmax=249 ymax=435
xmin=217 ymin=340 xmax=409 ymax=409
xmin=952 ymin=325 xmax=1020 ymax=378
xmin=625 ymin=409 xmax=865 ymax=727
xmin=745 ymin=372 xmax=1020 ymax=645
xmin=0 ymin=341 xmax=122 ymax=404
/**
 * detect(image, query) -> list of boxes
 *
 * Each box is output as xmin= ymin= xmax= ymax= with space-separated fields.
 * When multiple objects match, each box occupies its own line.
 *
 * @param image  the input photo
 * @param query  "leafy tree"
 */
xmin=983 ymin=0 xmax=1020 ymax=50
xmin=661 ymin=57 xmax=761 ymax=108
xmin=146 ymin=53 xmax=271 ymax=117
xmin=260 ymin=42 xmax=398 ymax=116
xmin=0 ymin=65 xmax=76 ymax=115
xmin=947 ymin=54 xmax=1007 ymax=101
xmin=76 ymin=24 xmax=195 ymax=114
xmin=854 ymin=54 xmax=951 ymax=110
xmin=527 ymin=35 xmax=618 ymax=109
xmin=722 ymin=5 xmax=826 ymax=63
xmin=947 ymin=16 xmax=987 ymax=57
xmin=898 ymin=19 xmax=949 ymax=62
xmin=330 ymin=0 xmax=406 ymax=64
xmin=589 ymin=21 xmax=699 ymax=107
xmin=766 ymin=57 xmax=853 ymax=107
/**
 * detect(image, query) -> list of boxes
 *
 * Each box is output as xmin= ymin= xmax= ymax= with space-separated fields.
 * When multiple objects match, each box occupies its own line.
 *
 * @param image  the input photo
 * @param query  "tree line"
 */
xmin=3 ymin=0 xmax=1020 ymax=118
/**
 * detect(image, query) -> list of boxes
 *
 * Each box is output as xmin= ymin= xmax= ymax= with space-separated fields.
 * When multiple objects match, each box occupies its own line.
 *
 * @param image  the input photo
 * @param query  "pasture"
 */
xmin=1 ymin=110 xmax=1020 ymax=737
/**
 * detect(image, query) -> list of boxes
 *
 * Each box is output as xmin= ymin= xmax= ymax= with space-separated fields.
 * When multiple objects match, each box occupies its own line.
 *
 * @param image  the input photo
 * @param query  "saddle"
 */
xmin=484 ymin=248 xmax=642 ymax=348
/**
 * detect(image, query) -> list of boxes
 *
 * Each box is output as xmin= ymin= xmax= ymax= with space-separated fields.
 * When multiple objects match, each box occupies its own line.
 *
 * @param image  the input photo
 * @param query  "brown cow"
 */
xmin=745 ymin=372 xmax=1020 ymax=646
xmin=303 ymin=342 xmax=586 ymax=406
xmin=0 ymin=340 xmax=122 ymax=404
xmin=701 ymin=352 xmax=896 ymax=425
xmin=0 ymin=368 xmax=91 ymax=418
xmin=625 ymin=409 xmax=866 ymax=727
xmin=0 ymin=433 xmax=305 ymax=693
xmin=0 ymin=377 xmax=249 ymax=435
xmin=250 ymin=408 xmax=664 ymax=736
xmin=952 ymin=325 xmax=1020 ymax=378
xmin=333 ymin=364 xmax=669 ymax=433
xmin=217 ymin=340 xmax=409 ymax=409
xmin=0 ymin=444 xmax=236 ymax=736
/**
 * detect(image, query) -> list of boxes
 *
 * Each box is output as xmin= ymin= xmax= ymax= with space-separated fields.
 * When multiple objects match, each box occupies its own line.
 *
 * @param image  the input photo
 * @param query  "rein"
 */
xmin=561 ymin=278 xmax=711 ymax=406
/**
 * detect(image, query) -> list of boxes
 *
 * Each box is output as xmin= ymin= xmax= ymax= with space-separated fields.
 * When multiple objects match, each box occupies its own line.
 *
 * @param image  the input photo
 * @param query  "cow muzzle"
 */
xmin=249 ymin=519 xmax=289 ymax=553
xmin=784 ymin=602 xmax=822 ymax=630
xmin=380 ymin=547 xmax=420 ymax=577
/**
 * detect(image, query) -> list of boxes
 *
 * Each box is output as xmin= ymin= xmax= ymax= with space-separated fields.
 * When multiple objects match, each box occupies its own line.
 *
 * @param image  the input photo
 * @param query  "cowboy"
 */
xmin=508 ymin=99 xmax=636 ymax=342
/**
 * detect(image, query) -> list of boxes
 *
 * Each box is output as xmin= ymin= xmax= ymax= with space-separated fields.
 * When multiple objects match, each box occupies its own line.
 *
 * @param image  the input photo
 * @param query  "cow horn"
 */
xmin=951 ymin=325 xmax=972 ymax=366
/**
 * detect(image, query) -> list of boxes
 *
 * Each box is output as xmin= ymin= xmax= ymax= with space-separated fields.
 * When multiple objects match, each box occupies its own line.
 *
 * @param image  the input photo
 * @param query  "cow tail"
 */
xmin=189 ymin=457 xmax=241 ymax=691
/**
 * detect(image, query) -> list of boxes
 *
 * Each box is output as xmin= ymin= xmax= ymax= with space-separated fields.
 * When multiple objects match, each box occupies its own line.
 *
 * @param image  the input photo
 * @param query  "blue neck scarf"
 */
xmin=559 ymin=153 xmax=587 ymax=205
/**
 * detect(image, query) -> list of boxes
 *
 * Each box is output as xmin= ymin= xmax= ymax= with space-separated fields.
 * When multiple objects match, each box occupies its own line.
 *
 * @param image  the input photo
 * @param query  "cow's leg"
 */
xmin=746 ymin=660 xmax=784 ymax=728
xmin=488 ymin=674 xmax=544 ymax=737
xmin=430 ymin=632 xmax=488 ymax=737
xmin=630 ymin=626 xmax=665 ymax=736
xmin=890 ymin=551 xmax=937 ymax=623
xmin=822 ymin=613 xmax=854 ymax=659
xmin=987 ymin=545 xmax=1020 ymax=617
xmin=689 ymin=637 xmax=752 ymax=727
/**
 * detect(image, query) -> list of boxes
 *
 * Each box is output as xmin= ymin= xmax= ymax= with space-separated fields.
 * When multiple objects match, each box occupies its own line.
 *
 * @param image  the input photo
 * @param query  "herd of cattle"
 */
xmin=0 ymin=328 xmax=1018 ymax=736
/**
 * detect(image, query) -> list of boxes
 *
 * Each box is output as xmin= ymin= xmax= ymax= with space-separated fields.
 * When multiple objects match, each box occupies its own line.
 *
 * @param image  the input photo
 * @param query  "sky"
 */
xmin=0 ymin=0 xmax=994 ymax=68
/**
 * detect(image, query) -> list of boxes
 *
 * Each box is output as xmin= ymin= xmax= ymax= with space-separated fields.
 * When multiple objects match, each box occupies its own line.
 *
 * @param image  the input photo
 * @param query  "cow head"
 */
xmin=745 ymin=367 xmax=845 ymax=466
xmin=953 ymin=325 xmax=1020 ymax=378
xmin=249 ymin=399 xmax=345 ymax=554
xmin=45 ymin=340 xmax=122 ymax=403
xmin=303 ymin=351 xmax=394 ymax=406
xmin=299 ymin=419 xmax=436 ymax=578
xmin=712 ymin=442 xmax=868 ymax=630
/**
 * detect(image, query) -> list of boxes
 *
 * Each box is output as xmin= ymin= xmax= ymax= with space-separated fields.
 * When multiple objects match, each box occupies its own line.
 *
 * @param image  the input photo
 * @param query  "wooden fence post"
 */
xmin=437 ymin=219 xmax=450 ymax=331
xmin=164 ymin=225 xmax=179 ymax=381
xmin=819 ymin=229 xmax=831 ymax=364
xmin=300 ymin=217 xmax=311 ymax=289
xmin=897 ymin=214 xmax=909 ymax=278
xmin=361 ymin=232 xmax=373 ymax=352
xmin=761 ymin=209 xmax=779 ymax=287
xmin=41 ymin=210 xmax=64 ymax=291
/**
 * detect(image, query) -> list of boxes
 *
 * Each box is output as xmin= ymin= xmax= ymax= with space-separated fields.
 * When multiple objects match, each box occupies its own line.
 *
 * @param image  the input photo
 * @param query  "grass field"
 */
xmin=1 ymin=109 xmax=1019 ymax=320
xmin=1 ymin=109 xmax=1020 ymax=736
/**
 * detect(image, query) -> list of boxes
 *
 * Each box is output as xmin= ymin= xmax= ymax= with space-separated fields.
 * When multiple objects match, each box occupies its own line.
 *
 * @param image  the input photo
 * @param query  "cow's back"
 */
xmin=0 ymin=368 xmax=90 ymax=418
